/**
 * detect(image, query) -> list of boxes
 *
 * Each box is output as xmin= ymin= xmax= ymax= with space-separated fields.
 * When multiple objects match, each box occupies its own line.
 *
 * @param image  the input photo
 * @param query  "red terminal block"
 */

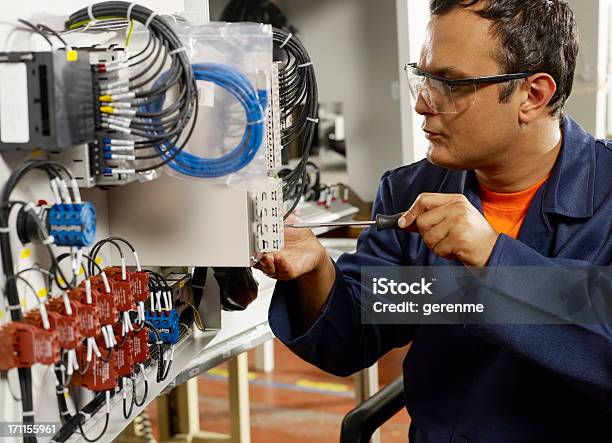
xmin=104 ymin=267 xmax=135 ymax=312
xmin=23 ymin=310 xmax=81 ymax=350
xmin=63 ymin=293 xmax=100 ymax=337
xmin=132 ymin=327 xmax=149 ymax=364
xmin=75 ymin=347 xmax=118 ymax=392
xmin=112 ymin=330 xmax=134 ymax=378
xmin=132 ymin=271 xmax=150 ymax=303
xmin=90 ymin=274 xmax=115 ymax=295
xmin=77 ymin=281 xmax=117 ymax=325
xmin=47 ymin=297 xmax=84 ymax=340
xmin=0 ymin=322 xmax=59 ymax=370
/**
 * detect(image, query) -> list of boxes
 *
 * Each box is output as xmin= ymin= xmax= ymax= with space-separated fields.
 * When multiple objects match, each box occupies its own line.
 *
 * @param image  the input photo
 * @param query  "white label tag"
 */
xmin=0 ymin=63 xmax=30 ymax=143
xmin=197 ymin=80 xmax=215 ymax=107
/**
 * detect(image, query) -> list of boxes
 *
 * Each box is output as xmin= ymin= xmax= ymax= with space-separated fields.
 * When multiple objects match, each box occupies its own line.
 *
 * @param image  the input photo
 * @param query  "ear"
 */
xmin=518 ymin=73 xmax=557 ymax=123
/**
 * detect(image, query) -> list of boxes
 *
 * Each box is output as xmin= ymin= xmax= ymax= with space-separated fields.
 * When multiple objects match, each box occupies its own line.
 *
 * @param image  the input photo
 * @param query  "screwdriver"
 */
xmin=285 ymin=213 xmax=404 ymax=231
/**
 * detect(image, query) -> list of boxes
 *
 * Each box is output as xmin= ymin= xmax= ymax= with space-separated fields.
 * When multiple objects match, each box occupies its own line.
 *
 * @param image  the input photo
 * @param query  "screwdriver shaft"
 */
xmin=285 ymin=213 xmax=404 ymax=232
xmin=285 ymin=221 xmax=376 ymax=229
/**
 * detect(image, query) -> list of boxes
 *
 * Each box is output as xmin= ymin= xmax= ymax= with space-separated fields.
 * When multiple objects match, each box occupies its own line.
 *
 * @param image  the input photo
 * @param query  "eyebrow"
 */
xmin=421 ymin=65 xmax=469 ymax=79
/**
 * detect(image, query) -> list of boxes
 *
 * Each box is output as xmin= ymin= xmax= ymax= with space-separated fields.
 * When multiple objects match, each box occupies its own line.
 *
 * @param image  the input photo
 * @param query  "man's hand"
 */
xmin=398 ymin=193 xmax=500 ymax=267
xmin=254 ymin=215 xmax=336 ymax=328
xmin=254 ymin=215 xmax=329 ymax=281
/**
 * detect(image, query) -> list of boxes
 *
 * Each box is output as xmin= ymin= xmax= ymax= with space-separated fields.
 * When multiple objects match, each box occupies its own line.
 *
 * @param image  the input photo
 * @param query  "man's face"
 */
xmin=416 ymin=8 xmax=522 ymax=170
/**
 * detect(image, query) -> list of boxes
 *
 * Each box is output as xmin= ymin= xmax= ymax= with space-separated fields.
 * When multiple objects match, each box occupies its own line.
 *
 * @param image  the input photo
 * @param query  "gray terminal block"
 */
xmin=0 ymin=50 xmax=95 ymax=151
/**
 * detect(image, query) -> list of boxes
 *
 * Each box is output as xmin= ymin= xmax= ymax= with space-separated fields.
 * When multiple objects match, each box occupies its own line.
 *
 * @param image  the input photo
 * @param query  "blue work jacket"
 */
xmin=269 ymin=116 xmax=612 ymax=442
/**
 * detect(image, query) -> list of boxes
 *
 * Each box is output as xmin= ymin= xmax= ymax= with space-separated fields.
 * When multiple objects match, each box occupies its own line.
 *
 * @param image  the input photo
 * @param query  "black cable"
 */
xmin=128 ymin=32 xmax=153 ymax=61
xmin=270 ymin=28 xmax=318 ymax=218
xmin=88 ymin=238 xmax=125 ymax=276
xmin=54 ymin=359 xmax=72 ymax=424
xmin=17 ymin=19 xmax=53 ymax=47
xmin=142 ymin=320 xmax=169 ymax=382
xmin=77 ymin=410 xmax=109 ymax=443
xmin=36 ymin=23 xmax=68 ymax=48
xmin=122 ymin=378 xmax=136 ymax=419
xmin=132 ymin=366 xmax=149 ymax=407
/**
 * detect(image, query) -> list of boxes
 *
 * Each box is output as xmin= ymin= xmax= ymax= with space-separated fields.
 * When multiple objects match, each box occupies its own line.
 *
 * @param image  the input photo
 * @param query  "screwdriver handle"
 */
xmin=375 ymin=213 xmax=404 ymax=231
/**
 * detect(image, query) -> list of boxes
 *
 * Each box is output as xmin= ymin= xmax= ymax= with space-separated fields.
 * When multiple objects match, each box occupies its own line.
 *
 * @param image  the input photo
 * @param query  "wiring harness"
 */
xmin=271 ymin=28 xmax=319 ymax=217
xmin=65 ymin=1 xmax=199 ymax=174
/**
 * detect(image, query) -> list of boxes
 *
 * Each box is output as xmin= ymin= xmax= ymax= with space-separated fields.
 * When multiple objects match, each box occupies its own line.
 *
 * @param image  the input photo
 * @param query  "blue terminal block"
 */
xmin=145 ymin=309 xmax=180 ymax=344
xmin=48 ymin=202 xmax=97 ymax=247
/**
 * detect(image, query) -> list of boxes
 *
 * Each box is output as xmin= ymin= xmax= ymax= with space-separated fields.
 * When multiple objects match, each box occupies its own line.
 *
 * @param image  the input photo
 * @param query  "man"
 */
xmin=256 ymin=0 xmax=612 ymax=441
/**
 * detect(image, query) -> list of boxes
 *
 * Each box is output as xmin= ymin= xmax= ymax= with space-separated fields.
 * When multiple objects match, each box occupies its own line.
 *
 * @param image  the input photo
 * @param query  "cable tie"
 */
xmin=306 ymin=117 xmax=319 ymax=123
xmin=92 ymin=339 xmax=102 ymax=358
xmin=42 ymin=236 xmax=55 ymax=245
xmin=168 ymin=46 xmax=187 ymax=56
xmin=133 ymin=251 xmax=142 ymax=272
xmin=87 ymin=3 xmax=96 ymax=21
xmin=297 ymin=61 xmax=313 ymax=68
xmin=126 ymin=3 xmax=137 ymax=22
xmin=85 ymin=279 xmax=92 ymax=304
xmin=144 ymin=12 xmax=157 ymax=29
xmin=156 ymin=340 xmax=163 ymax=345
xmin=247 ymin=118 xmax=265 ymax=126
xmin=80 ymin=411 xmax=92 ymax=420
xmin=7 ymin=304 xmax=21 ymax=311
xmin=279 ymin=32 xmax=293 ymax=48
xmin=63 ymin=293 xmax=73 ymax=315
xmin=86 ymin=339 xmax=93 ymax=361
xmin=121 ymin=257 xmax=126 ymax=280
xmin=22 ymin=410 xmax=34 ymax=417
xmin=101 ymin=326 xmax=110 ymax=348
xmin=0 ymin=227 xmax=9 ymax=233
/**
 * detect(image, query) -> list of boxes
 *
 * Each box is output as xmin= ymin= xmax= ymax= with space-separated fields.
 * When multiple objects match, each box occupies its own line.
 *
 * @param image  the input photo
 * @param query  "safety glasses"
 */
xmin=404 ymin=63 xmax=532 ymax=114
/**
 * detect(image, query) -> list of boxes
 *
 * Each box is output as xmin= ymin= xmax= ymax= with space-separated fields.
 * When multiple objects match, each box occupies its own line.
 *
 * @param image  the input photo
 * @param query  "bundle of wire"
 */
xmin=143 ymin=63 xmax=268 ymax=178
xmin=271 ymin=28 xmax=319 ymax=217
xmin=65 ymin=1 xmax=198 ymax=174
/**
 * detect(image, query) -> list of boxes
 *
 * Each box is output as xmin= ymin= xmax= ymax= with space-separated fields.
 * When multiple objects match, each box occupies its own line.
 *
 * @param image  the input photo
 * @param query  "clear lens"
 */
xmin=405 ymin=65 xmax=476 ymax=114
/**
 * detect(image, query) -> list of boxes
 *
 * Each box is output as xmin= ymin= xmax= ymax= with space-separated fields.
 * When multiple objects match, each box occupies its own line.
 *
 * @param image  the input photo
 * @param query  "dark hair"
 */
xmin=430 ymin=0 xmax=579 ymax=117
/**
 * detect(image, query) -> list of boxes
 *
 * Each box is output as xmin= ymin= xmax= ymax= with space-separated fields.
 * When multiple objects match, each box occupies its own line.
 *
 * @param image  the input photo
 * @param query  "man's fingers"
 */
xmin=398 ymin=208 xmax=419 ymax=231
xmin=433 ymin=237 xmax=456 ymax=260
xmin=416 ymin=200 xmax=466 ymax=233
xmin=421 ymin=218 xmax=452 ymax=250
xmin=398 ymin=193 xmax=465 ymax=230
xmin=256 ymin=254 xmax=276 ymax=277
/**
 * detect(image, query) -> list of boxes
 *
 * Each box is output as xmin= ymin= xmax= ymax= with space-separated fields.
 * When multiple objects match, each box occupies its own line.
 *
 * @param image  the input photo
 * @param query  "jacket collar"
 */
xmin=541 ymin=115 xmax=596 ymax=219
xmin=438 ymin=115 xmax=596 ymax=220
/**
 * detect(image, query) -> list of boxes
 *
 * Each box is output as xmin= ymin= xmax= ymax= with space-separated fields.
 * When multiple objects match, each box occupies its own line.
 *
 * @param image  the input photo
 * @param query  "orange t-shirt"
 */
xmin=478 ymin=175 xmax=550 ymax=239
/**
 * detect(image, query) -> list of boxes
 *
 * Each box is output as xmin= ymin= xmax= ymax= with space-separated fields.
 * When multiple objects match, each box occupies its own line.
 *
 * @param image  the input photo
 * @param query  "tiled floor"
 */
xmin=147 ymin=339 xmax=411 ymax=442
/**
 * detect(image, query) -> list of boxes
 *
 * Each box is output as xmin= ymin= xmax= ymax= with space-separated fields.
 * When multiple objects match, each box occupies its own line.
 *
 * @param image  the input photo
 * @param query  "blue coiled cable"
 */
xmin=143 ymin=63 xmax=267 ymax=178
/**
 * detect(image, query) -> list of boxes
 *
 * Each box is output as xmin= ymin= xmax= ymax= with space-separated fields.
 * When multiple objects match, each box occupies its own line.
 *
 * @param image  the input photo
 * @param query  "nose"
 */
xmin=414 ymin=88 xmax=436 ymax=116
